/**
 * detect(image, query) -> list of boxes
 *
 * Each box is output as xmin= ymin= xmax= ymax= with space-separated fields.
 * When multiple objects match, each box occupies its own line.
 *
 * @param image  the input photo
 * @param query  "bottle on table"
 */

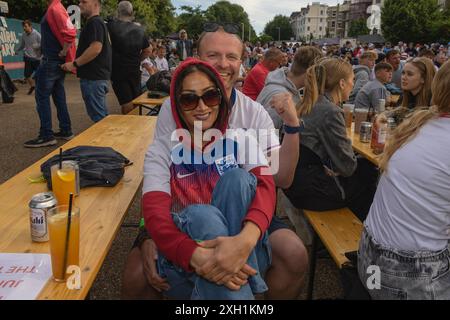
xmin=370 ymin=113 xmax=388 ymax=155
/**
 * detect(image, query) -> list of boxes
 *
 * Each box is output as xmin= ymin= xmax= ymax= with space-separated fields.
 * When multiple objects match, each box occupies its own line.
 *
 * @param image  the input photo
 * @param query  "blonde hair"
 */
xmin=298 ymin=57 xmax=353 ymax=116
xmin=360 ymin=51 xmax=377 ymax=61
xmin=290 ymin=46 xmax=323 ymax=76
xmin=379 ymin=61 xmax=450 ymax=171
xmin=401 ymin=57 xmax=436 ymax=109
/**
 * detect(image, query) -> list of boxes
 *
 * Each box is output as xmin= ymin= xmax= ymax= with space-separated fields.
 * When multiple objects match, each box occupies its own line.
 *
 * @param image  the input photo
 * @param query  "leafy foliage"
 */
xmin=381 ymin=0 xmax=447 ymax=43
xmin=263 ymin=15 xmax=293 ymax=41
xmin=348 ymin=18 xmax=370 ymax=38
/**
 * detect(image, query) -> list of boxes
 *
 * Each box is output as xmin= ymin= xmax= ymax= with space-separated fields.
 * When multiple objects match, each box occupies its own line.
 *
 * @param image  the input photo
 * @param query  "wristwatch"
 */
xmin=73 ymin=60 xmax=79 ymax=68
xmin=283 ymin=120 xmax=305 ymax=134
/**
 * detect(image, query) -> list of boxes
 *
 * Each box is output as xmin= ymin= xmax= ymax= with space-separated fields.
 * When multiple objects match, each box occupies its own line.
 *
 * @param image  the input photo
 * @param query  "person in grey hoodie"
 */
xmin=348 ymin=51 xmax=377 ymax=104
xmin=257 ymin=46 xmax=323 ymax=129
xmin=354 ymin=62 xmax=393 ymax=112
xmin=284 ymin=57 xmax=378 ymax=221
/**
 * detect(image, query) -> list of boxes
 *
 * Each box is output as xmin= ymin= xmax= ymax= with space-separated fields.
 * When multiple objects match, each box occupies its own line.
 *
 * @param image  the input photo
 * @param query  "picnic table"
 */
xmin=131 ymin=92 xmax=168 ymax=115
xmin=0 ymin=115 xmax=156 ymax=299
xmin=347 ymin=123 xmax=379 ymax=166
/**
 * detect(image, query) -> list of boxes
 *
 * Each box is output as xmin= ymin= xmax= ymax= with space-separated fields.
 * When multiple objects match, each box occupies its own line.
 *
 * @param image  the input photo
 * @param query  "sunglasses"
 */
xmin=179 ymin=88 xmax=222 ymax=111
xmin=203 ymin=22 xmax=240 ymax=35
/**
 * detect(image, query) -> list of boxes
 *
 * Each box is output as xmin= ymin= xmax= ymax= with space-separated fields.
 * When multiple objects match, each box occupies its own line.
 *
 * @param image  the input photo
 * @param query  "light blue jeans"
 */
xmin=157 ymin=168 xmax=272 ymax=300
xmin=358 ymin=227 xmax=450 ymax=300
xmin=80 ymin=79 xmax=109 ymax=122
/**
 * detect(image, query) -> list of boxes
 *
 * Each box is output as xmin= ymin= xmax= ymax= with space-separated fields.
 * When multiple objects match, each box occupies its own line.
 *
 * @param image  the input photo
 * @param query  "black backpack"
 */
xmin=41 ymin=146 xmax=131 ymax=190
xmin=146 ymin=70 xmax=171 ymax=94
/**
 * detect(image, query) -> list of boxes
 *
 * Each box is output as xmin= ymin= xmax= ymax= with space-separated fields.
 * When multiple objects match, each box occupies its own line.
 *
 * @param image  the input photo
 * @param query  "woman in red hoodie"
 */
xmin=141 ymin=58 xmax=276 ymax=299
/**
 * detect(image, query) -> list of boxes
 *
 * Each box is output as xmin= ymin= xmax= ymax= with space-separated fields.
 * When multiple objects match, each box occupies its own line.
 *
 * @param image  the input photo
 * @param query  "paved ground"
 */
xmin=0 ymin=75 xmax=344 ymax=300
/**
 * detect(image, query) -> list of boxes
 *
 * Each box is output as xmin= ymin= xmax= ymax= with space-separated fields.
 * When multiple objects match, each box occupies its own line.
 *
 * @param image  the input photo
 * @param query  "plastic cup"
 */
xmin=51 ymin=162 xmax=76 ymax=206
xmin=48 ymin=205 xmax=80 ymax=282
xmin=343 ymin=104 xmax=354 ymax=128
xmin=354 ymin=108 xmax=369 ymax=134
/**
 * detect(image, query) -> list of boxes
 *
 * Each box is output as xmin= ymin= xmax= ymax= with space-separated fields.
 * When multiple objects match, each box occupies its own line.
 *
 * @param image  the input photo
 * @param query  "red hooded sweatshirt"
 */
xmin=46 ymin=0 xmax=77 ymax=64
xmin=142 ymin=58 xmax=276 ymax=272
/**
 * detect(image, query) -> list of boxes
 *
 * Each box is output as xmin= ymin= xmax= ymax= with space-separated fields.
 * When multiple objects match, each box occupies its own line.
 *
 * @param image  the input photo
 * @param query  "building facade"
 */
xmin=349 ymin=0 xmax=373 ymax=21
xmin=326 ymin=0 xmax=351 ymax=38
xmin=290 ymin=2 xmax=328 ymax=41
xmin=438 ymin=0 xmax=449 ymax=9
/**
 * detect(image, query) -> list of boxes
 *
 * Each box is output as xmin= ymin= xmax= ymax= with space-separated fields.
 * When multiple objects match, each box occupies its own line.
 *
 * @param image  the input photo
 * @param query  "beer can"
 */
xmin=360 ymin=122 xmax=372 ymax=143
xmin=29 ymin=192 xmax=57 ymax=242
xmin=63 ymin=160 xmax=80 ymax=196
xmin=387 ymin=117 xmax=396 ymax=131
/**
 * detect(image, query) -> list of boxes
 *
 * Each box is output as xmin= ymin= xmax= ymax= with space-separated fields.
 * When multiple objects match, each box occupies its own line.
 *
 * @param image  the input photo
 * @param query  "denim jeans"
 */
xmin=358 ymin=227 xmax=450 ymax=300
xmin=35 ymin=59 xmax=72 ymax=139
xmin=80 ymin=79 xmax=109 ymax=122
xmin=157 ymin=168 xmax=272 ymax=300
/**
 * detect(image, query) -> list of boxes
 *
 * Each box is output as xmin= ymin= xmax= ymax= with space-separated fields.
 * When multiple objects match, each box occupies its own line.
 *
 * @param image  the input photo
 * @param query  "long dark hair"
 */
xmin=174 ymin=64 xmax=230 ymax=132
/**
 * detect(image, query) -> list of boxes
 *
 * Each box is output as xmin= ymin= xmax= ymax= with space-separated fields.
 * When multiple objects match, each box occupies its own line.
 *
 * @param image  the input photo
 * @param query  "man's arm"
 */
xmin=15 ymin=37 xmax=24 ymax=53
xmin=58 ymin=42 xmax=73 ymax=58
xmin=268 ymin=92 xmax=300 ymax=189
xmin=61 ymin=42 xmax=102 ymax=72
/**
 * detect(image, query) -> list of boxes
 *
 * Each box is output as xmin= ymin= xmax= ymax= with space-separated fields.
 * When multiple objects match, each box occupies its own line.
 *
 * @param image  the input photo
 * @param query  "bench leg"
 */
xmin=306 ymin=232 xmax=318 ymax=300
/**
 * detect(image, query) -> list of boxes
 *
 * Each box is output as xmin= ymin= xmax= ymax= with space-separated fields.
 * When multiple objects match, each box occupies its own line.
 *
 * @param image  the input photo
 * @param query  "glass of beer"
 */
xmin=51 ymin=162 xmax=76 ymax=206
xmin=48 ymin=205 xmax=80 ymax=282
xmin=343 ymin=104 xmax=354 ymax=128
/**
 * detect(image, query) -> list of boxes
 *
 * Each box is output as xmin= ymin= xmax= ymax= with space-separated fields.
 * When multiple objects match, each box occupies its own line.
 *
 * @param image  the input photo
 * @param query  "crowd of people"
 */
xmin=10 ymin=0 xmax=450 ymax=300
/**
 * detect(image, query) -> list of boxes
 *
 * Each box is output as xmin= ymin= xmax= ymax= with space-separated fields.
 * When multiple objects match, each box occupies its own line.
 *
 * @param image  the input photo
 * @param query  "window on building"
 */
xmin=320 ymin=18 xmax=323 ymax=22
xmin=307 ymin=26 xmax=310 ymax=31
xmin=321 ymin=10 xmax=323 ymax=15
xmin=319 ymin=26 xmax=322 ymax=31
xmin=308 ymin=18 xmax=310 ymax=23
xmin=332 ymin=21 xmax=335 ymax=27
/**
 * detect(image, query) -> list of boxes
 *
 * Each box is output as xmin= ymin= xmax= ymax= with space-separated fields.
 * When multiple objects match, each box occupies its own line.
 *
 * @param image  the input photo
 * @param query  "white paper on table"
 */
xmin=0 ymin=253 xmax=52 ymax=300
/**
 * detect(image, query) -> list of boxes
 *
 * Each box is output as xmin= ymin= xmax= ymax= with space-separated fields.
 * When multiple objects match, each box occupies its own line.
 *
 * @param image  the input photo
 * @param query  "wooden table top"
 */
xmin=131 ymin=92 xmax=168 ymax=107
xmin=0 ymin=115 xmax=156 ymax=300
xmin=347 ymin=123 xmax=379 ymax=166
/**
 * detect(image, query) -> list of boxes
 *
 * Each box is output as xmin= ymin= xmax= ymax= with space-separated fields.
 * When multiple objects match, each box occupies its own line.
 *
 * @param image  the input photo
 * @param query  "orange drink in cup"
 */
xmin=48 ymin=205 xmax=80 ymax=282
xmin=51 ymin=162 xmax=76 ymax=206
xmin=343 ymin=104 xmax=354 ymax=128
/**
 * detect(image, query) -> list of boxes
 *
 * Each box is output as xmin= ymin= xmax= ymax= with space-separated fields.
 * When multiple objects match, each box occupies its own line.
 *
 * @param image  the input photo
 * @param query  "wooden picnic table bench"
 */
xmin=131 ymin=92 xmax=168 ymax=116
xmin=304 ymin=208 xmax=363 ymax=300
xmin=0 ymin=115 xmax=156 ymax=299
xmin=347 ymin=123 xmax=379 ymax=166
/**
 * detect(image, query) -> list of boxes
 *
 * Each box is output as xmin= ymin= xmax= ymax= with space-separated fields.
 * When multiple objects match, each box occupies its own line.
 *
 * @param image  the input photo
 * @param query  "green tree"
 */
xmin=149 ymin=0 xmax=176 ymax=38
xmin=8 ymin=0 xmax=73 ymax=22
xmin=204 ymin=1 xmax=255 ymax=42
xmin=176 ymin=5 xmax=207 ymax=39
xmin=263 ymin=15 xmax=293 ymax=41
xmin=103 ymin=0 xmax=176 ymax=37
xmin=348 ymin=18 xmax=370 ymax=37
xmin=381 ymin=0 xmax=445 ymax=43
xmin=257 ymin=34 xmax=273 ymax=44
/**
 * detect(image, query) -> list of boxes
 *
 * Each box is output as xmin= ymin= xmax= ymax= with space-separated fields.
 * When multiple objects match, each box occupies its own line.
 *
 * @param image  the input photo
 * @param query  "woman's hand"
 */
xmin=191 ymin=245 xmax=254 ymax=290
xmin=195 ymin=235 xmax=256 ymax=284
xmin=141 ymin=239 xmax=170 ymax=292
xmin=195 ymin=222 xmax=260 ymax=285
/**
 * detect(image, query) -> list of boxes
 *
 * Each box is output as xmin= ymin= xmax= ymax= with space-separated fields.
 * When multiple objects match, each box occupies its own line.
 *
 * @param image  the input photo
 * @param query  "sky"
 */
xmin=172 ymin=0 xmax=344 ymax=34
